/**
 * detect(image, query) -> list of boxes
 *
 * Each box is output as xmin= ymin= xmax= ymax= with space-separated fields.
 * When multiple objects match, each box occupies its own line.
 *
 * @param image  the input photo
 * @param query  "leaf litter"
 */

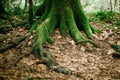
xmin=0 ymin=22 xmax=120 ymax=80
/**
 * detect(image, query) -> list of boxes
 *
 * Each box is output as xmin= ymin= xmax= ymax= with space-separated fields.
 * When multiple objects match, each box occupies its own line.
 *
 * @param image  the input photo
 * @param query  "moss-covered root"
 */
xmin=34 ymin=0 xmax=58 ymax=44
xmin=60 ymin=14 xmax=68 ymax=36
xmin=33 ymin=0 xmax=58 ymax=68
xmin=90 ymin=24 xmax=102 ymax=34
xmin=72 ymin=0 xmax=101 ymax=38
xmin=33 ymin=38 xmax=56 ymax=69
xmin=40 ymin=50 xmax=56 ymax=68
xmin=65 ymin=6 xmax=88 ymax=43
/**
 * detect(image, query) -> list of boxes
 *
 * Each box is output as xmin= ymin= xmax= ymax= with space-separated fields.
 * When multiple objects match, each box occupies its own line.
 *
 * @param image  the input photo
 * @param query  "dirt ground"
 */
xmin=0 ymin=20 xmax=120 ymax=80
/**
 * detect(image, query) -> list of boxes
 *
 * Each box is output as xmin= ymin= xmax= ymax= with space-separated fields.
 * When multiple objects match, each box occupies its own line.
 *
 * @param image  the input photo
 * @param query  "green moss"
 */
xmin=32 ymin=0 xmax=101 ymax=68
xmin=65 ymin=6 xmax=87 ymax=42
xmin=60 ymin=14 xmax=68 ymax=36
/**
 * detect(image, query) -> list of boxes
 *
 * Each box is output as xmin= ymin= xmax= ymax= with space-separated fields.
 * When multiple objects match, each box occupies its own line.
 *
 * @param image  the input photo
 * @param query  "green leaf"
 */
xmin=27 ymin=77 xmax=33 ymax=80
xmin=111 ymin=43 xmax=120 ymax=52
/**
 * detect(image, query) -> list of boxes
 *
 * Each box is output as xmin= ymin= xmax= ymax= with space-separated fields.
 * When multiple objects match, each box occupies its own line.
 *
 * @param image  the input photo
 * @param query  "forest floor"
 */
xmin=0 ymin=15 xmax=120 ymax=80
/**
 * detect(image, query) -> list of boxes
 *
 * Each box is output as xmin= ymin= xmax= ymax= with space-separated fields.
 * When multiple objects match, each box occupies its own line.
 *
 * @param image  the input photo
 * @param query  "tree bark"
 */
xmin=0 ymin=0 xmax=5 ymax=13
xmin=30 ymin=0 xmax=101 ymax=68
xmin=0 ymin=0 xmax=6 ymax=19
xmin=29 ymin=0 xmax=33 ymax=27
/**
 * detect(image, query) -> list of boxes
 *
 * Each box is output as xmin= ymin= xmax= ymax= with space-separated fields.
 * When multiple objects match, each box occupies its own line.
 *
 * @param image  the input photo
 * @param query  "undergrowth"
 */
xmin=88 ymin=11 xmax=120 ymax=29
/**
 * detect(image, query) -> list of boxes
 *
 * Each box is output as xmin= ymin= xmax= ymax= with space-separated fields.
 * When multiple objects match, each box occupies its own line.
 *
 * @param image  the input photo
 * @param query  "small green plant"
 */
xmin=87 ymin=13 xmax=100 ymax=22
xmin=95 ymin=11 xmax=114 ymax=22
xmin=88 ymin=11 xmax=120 ymax=29
xmin=13 ymin=7 xmax=23 ymax=15
xmin=27 ymin=77 xmax=33 ymax=80
xmin=0 ymin=20 xmax=4 ymax=26
xmin=115 ymin=20 xmax=120 ymax=28
xmin=111 ymin=43 xmax=120 ymax=59
xmin=111 ymin=43 xmax=120 ymax=52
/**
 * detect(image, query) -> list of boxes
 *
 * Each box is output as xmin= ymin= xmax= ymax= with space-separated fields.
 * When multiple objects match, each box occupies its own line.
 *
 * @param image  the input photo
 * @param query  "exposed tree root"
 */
xmin=33 ymin=38 xmax=56 ymax=68
xmin=59 ymin=14 xmax=69 ymax=36
xmin=0 ymin=35 xmax=27 ymax=53
xmin=0 ymin=35 xmax=10 ymax=42
xmin=65 ymin=6 xmax=87 ymax=43
xmin=52 ymin=66 xmax=72 ymax=75
xmin=0 ymin=24 xmax=12 ymax=33
xmin=13 ymin=47 xmax=33 ymax=66
xmin=49 ymin=64 xmax=84 ymax=77
xmin=20 ymin=33 xmax=31 ymax=53
xmin=30 ymin=0 xmax=101 ymax=70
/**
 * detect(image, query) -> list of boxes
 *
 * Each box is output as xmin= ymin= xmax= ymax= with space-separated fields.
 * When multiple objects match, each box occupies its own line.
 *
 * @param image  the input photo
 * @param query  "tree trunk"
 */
xmin=28 ymin=0 xmax=33 ymax=27
xmin=0 ymin=0 xmax=6 ymax=19
xmin=110 ymin=0 xmax=113 ymax=12
xmin=0 ymin=0 xmax=5 ymax=13
xmin=30 ymin=0 xmax=101 ymax=68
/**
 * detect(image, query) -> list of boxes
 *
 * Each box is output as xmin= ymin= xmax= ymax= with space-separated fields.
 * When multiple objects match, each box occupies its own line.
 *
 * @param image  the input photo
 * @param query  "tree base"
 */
xmin=30 ymin=0 xmax=101 ymax=68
